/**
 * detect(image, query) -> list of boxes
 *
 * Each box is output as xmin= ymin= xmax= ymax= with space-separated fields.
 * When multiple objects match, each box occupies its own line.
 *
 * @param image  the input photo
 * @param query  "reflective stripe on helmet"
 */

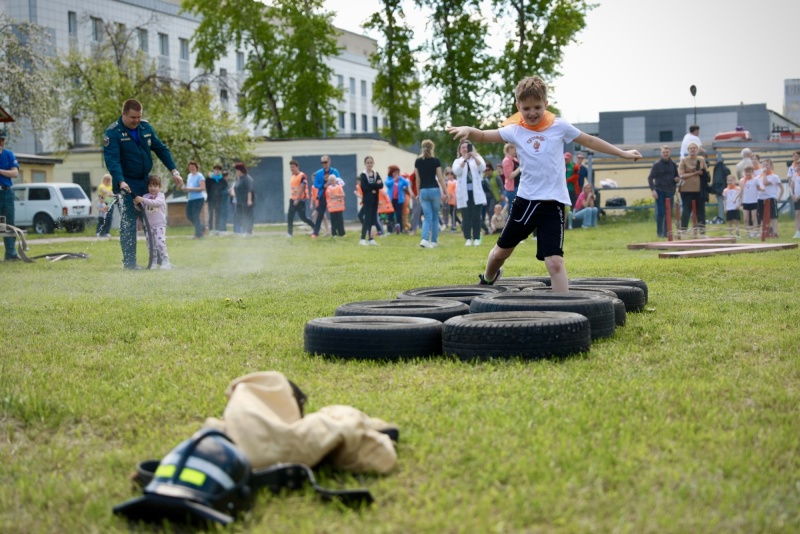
xmin=156 ymin=455 xmax=236 ymax=489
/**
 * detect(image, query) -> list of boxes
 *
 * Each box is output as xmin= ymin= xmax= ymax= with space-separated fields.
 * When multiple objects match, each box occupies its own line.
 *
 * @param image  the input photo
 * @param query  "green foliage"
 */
xmin=2 ymin=219 xmax=800 ymax=532
xmin=365 ymin=1 xmax=422 ymax=147
xmin=183 ymin=0 xmax=342 ymax=139
xmin=491 ymin=0 xmax=595 ymax=116
xmin=53 ymin=19 xmax=253 ymax=182
xmin=0 ymin=14 xmax=59 ymax=137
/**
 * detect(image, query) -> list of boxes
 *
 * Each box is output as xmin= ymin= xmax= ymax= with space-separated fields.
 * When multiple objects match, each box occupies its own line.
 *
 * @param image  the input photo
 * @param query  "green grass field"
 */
xmin=2 ymin=215 xmax=799 ymax=533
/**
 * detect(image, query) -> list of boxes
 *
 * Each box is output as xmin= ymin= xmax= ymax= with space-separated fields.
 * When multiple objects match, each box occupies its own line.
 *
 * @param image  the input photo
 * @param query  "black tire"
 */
xmin=335 ymin=299 xmax=469 ymax=322
xmin=33 ymin=213 xmax=55 ymax=234
xmin=569 ymin=277 xmax=649 ymax=305
xmin=469 ymin=291 xmax=616 ymax=340
xmin=442 ymin=311 xmax=591 ymax=360
xmin=500 ymin=276 xmax=552 ymax=287
xmin=522 ymin=287 xmax=626 ymax=327
xmin=566 ymin=284 xmax=645 ymax=313
xmin=304 ymin=316 xmax=443 ymax=360
xmin=398 ymin=284 xmax=510 ymax=305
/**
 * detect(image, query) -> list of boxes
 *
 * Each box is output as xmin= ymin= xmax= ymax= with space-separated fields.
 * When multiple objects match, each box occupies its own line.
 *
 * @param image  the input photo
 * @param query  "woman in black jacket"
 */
xmin=359 ymin=155 xmax=383 ymax=246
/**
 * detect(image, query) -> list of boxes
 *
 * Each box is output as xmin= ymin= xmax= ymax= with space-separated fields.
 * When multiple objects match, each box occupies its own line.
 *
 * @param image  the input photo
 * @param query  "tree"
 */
xmin=54 ymin=19 xmax=253 ymax=186
xmin=364 ymin=0 xmax=421 ymax=147
xmin=491 ymin=0 xmax=593 ymax=116
xmin=183 ymin=0 xmax=342 ymax=138
xmin=414 ymin=0 xmax=491 ymax=158
xmin=0 ymin=14 xmax=59 ymax=139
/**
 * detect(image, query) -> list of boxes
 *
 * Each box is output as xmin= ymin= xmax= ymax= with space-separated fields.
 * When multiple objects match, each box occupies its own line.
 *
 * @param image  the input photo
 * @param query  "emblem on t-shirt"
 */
xmin=533 ymin=140 xmax=540 ymax=151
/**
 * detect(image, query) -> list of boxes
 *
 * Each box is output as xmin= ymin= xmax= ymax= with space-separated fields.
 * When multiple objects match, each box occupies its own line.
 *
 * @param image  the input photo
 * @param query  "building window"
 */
xmin=349 ymin=77 xmax=355 ymax=95
xmin=350 ymin=113 xmax=356 ymax=130
xmin=336 ymin=75 xmax=344 ymax=89
xmin=362 ymin=114 xmax=367 ymax=132
xmin=32 ymin=171 xmax=47 ymax=184
xmin=361 ymin=80 xmax=367 ymax=97
xmin=373 ymin=116 xmax=378 ymax=132
xmin=91 ymin=17 xmax=103 ymax=42
xmin=236 ymin=51 xmax=245 ymax=72
xmin=159 ymin=33 xmax=169 ymax=57
xmin=138 ymin=29 xmax=148 ymax=53
xmin=339 ymin=112 xmax=345 ymax=129
xmin=68 ymin=12 xmax=78 ymax=38
xmin=117 ymin=22 xmax=126 ymax=35
xmin=237 ymin=93 xmax=244 ymax=115
xmin=659 ymin=130 xmax=673 ymax=142
xmin=383 ymin=117 xmax=389 ymax=128
xmin=179 ymin=38 xmax=189 ymax=61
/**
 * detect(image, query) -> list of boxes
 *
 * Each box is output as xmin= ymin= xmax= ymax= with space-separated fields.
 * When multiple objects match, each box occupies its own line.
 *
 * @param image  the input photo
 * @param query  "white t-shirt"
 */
xmin=740 ymin=177 xmax=760 ymax=204
xmin=723 ymin=187 xmax=741 ymax=211
xmin=758 ymin=173 xmax=781 ymax=200
xmin=679 ymin=133 xmax=703 ymax=158
xmin=789 ymin=167 xmax=800 ymax=198
xmin=498 ymin=117 xmax=580 ymax=205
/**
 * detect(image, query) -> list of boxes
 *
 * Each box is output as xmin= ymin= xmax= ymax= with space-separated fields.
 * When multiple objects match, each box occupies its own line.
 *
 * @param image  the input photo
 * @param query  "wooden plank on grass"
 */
xmin=628 ymin=237 xmax=736 ymax=250
xmin=659 ymin=243 xmax=798 ymax=258
xmin=643 ymin=242 xmax=753 ymax=250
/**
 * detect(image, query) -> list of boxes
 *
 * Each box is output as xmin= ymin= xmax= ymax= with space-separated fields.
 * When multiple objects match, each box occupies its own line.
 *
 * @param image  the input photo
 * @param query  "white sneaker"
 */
xmin=794 ymin=231 xmax=800 ymax=239
xmin=473 ymin=239 xmax=481 ymax=246
xmin=160 ymin=261 xmax=172 ymax=270
xmin=359 ymin=239 xmax=368 ymax=246
xmin=286 ymin=233 xmax=293 ymax=238
xmin=465 ymin=239 xmax=472 ymax=246
xmin=368 ymin=240 xmax=379 ymax=246
xmin=420 ymin=239 xmax=431 ymax=248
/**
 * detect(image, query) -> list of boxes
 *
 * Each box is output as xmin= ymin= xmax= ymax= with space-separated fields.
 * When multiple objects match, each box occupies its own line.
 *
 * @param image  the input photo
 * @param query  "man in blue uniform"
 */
xmin=0 ymin=128 xmax=21 ymax=262
xmin=103 ymin=99 xmax=183 ymax=269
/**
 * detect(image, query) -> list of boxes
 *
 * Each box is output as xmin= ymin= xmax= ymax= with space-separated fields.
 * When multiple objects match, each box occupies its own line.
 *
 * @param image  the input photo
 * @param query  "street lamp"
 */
xmin=690 ymin=85 xmax=697 ymax=125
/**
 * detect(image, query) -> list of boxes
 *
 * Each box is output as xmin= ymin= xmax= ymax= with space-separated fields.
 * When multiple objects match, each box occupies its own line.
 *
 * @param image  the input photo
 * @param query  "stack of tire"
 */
xmin=303 ymin=277 xmax=647 ymax=361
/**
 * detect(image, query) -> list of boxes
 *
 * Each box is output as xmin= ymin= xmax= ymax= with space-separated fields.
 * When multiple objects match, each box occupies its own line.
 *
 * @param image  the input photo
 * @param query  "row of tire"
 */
xmin=303 ymin=277 xmax=649 ymax=360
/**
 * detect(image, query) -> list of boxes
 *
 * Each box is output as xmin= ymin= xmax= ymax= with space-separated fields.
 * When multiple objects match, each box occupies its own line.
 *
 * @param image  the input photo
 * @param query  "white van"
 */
xmin=12 ymin=183 xmax=95 ymax=234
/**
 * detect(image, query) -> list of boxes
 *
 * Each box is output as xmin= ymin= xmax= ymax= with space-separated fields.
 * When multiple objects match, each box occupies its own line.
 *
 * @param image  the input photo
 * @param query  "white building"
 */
xmin=785 ymin=79 xmax=800 ymax=126
xmin=2 ymin=0 xmax=386 ymax=153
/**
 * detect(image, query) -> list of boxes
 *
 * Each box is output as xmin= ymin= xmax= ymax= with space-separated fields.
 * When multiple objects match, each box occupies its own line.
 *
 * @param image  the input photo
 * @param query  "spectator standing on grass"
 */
xmin=447 ymin=75 xmax=641 ymax=291
xmin=648 ymin=145 xmax=680 ymax=238
xmin=311 ymin=156 xmax=340 ymax=238
xmin=737 ymin=165 xmax=762 ymax=238
xmin=95 ymin=174 xmax=114 ymax=237
xmin=573 ymin=182 xmax=599 ymax=228
xmin=680 ymin=125 xmax=704 ymax=159
xmin=358 ymin=156 xmax=383 ymax=246
xmin=206 ymin=164 xmax=228 ymax=235
xmin=445 ymin=168 xmax=460 ymax=231
xmin=0 ymin=128 xmax=20 ymax=262
xmin=575 ymin=152 xmax=589 ymax=191
xmin=757 ymin=158 xmax=783 ymax=237
xmin=453 ymin=140 xmax=487 ymax=246
xmin=325 ymin=175 xmax=346 ymax=237
xmin=712 ymin=154 xmax=731 ymax=223
xmin=286 ymin=160 xmax=314 ymax=238
xmin=184 ymin=160 xmax=206 ymax=239
xmin=565 ymin=152 xmax=580 ymax=207
xmin=678 ymin=142 xmax=708 ymax=236
xmin=790 ymin=154 xmax=800 ymax=238
xmin=134 ymin=175 xmax=171 ymax=269
xmin=103 ymin=99 xmax=183 ymax=269
xmin=787 ymin=150 xmax=799 ymax=223
xmin=490 ymin=203 xmax=507 ymax=234
xmin=233 ymin=162 xmax=255 ymax=237
xmin=722 ymin=175 xmax=741 ymax=237
xmin=385 ymin=165 xmax=411 ymax=234
xmin=501 ymin=143 xmax=521 ymax=206
xmin=414 ymin=139 xmax=447 ymax=249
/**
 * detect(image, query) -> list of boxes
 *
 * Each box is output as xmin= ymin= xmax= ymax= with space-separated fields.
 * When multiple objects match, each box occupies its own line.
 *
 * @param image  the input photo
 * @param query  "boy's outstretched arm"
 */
xmin=447 ymin=126 xmax=503 ymax=144
xmin=574 ymin=132 xmax=641 ymax=160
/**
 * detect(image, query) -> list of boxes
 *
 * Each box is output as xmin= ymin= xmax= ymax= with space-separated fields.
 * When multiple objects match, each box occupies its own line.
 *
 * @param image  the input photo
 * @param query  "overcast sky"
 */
xmin=325 ymin=0 xmax=798 ymax=127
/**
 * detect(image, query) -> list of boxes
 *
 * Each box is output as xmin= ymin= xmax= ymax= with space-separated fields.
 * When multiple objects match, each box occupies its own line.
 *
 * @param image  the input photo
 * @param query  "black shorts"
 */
xmin=742 ymin=202 xmax=757 ymax=211
xmin=757 ymin=198 xmax=778 ymax=220
xmin=795 ymin=199 xmax=800 ymax=211
xmin=496 ymin=197 xmax=564 ymax=261
xmin=726 ymin=209 xmax=740 ymax=221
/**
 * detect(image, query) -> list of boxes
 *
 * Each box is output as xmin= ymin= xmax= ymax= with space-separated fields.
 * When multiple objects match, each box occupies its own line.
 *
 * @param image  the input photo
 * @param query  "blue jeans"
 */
xmin=654 ymin=190 xmax=674 ymax=237
xmin=1 ymin=189 xmax=17 ymax=259
xmin=419 ymin=188 xmax=442 ymax=242
xmin=118 ymin=193 xmax=143 ymax=268
xmin=186 ymin=198 xmax=205 ymax=237
xmin=573 ymin=207 xmax=598 ymax=227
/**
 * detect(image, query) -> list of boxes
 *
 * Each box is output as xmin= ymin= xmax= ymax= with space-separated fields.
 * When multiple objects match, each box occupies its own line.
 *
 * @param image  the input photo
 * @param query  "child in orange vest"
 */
xmin=378 ymin=187 xmax=395 ymax=229
xmin=325 ymin=175 xmax=346 ymax=237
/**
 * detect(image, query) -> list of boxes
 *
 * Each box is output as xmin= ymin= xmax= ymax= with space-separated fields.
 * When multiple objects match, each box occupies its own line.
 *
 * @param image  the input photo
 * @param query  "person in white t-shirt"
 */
xmin=679 ymin=125 xmax=704 ymax=159
xmin=737 ymin=165 xmax=763 ymax=238
xmin=722 ymin=175 xmax=741 ymax=237
xmin=788 ymin=151 xmax=800 ymax=238
xmin=758 ymin=158 xmax=784 ymax=237
xmin=446 ymin=75 xmax=641 ymax=292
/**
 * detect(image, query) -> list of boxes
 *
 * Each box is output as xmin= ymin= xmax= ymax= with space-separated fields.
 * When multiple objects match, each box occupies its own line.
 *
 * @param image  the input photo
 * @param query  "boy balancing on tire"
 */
xmin=447 ymin=75 xmax=641 ymax=292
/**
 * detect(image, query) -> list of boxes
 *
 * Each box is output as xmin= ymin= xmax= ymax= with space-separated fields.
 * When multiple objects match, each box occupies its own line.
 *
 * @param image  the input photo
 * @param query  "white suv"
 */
xmin=12 ymin=183 xmax=95 ymax=234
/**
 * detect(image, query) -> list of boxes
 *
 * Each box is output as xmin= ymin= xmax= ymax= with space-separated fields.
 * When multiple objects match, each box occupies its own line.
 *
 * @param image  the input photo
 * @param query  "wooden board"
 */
xmin=659 ymin=243 xmax=798 ymax=258
xmin=627 ymin=237 xmax=736 ymax=250
xmin=643 ymin=242 xmax=756 ymax=250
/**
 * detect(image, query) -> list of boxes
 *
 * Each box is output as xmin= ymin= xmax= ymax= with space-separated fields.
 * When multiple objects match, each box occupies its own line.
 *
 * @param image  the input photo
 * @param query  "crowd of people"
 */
xmin=647 ymin=127 xmax=798 ymax=239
